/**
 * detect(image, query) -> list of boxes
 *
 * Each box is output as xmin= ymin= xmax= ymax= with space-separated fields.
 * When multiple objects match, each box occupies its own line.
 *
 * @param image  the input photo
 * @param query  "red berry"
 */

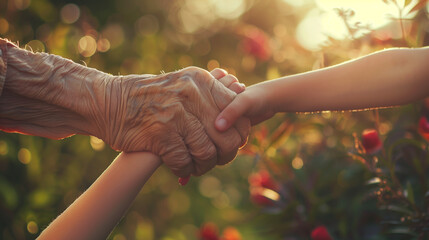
xmin=199 ymin=223 xmax=219 ymax=240
xmin=311 ymin=226 xmax=333 ymax=240
xmin=419 ymin=116 xmax=429 ymax=142
xmin=361 ymin=129 xmax=382 ymax=154
xmin=178 ymin=176 xmax=190 ymax=186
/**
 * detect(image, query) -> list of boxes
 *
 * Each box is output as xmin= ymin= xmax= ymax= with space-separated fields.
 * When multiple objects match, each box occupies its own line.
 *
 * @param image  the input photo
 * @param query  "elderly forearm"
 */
xmin=0 ymin=39 xmax=119 ymax=139
xmin=266 ymin=47 xmax=429 ymax=113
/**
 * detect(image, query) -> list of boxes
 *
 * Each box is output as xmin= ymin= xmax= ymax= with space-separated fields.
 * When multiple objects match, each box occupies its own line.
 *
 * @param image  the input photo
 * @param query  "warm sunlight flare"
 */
xmin=296 ymin=0 xmax=419 ymax=50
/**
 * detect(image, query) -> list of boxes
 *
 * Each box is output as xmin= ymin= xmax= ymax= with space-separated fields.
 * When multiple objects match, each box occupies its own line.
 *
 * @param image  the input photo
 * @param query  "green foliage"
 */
xmin=1 ymin=0 xmax=429 ymax=239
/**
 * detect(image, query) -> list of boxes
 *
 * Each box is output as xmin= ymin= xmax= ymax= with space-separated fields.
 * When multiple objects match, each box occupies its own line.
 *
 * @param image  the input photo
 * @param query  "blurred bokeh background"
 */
xmin=1 ymin=0 xmax=429 ymax=239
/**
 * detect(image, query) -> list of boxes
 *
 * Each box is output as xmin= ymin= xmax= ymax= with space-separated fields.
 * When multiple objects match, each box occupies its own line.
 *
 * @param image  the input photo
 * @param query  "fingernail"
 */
xmin=179 ymin=176 xmax=190 ymax=186
xmin=240 ymin=83 xmax=246 ymax=88
xmin=216 ymin=118 xmax=227 ymax=130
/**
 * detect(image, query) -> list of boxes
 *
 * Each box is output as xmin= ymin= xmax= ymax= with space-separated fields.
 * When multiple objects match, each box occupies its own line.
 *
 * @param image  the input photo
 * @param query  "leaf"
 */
xmin=405 ymin=181 xmax=415 ymax=204
xmin=387 ymin=138 xmax=423 ymax=166
xmin=409 ymin=0 xmax=429 ymax=13
xmin=380 ymin=204 xmax=413 ymax=215
xmin=366 ymin=177 xmax=381 ymax=186
xmin=387 ymin=227 xmax=418 ymax=236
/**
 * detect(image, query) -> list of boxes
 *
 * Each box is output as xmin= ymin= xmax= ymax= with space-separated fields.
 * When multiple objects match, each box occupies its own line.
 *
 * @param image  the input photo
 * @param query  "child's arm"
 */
xmin=215 ymin=47 xmax=429 ymax=131
xmin=37 ymin=152 xmax=162 ymax=240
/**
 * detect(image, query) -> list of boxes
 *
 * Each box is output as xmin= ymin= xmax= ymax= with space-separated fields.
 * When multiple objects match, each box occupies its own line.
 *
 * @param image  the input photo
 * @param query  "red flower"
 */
xmin=361 ymin=129 xmax=382 ymax=154
xmin=240 ymin=26 xmax=271 ymax=61
xmin=248 ymin=170 xmax=278 ymax=191
xmin=220 ymin=227 xmax=242 ymax=240
xmin=199 ymin=223 xmax=219 ymax=240
xmin=311 ymin=226 xmax=333 ymax=240
xmin=419 ymin=116 xmax=429 ymax=141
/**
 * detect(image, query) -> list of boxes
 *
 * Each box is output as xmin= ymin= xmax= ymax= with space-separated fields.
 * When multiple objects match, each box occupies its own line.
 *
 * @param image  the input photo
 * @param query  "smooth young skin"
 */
xmin=215 ymin=47 xmax=429 ymax=131
xmin=37 ymin=152 xmax=161 ymax=240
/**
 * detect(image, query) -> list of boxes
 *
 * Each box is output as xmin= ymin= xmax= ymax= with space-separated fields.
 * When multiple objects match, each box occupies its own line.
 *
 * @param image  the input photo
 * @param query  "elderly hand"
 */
xmin=93 ymin=67 xmax=250 ymax=177
xmin=0 ymin=41 xmax=249 ymax=177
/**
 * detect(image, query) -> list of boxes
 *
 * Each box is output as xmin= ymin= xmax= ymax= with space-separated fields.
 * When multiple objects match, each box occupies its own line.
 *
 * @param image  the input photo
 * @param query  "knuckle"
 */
xmin=192 ymin=143 xmax=217 ymax=161
xmin=181 ymin=66 xmax=201 ymax=74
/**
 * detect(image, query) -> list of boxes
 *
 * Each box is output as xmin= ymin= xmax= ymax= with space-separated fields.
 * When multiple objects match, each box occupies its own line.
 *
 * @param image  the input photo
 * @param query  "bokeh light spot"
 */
xmin=135 ymin=220 xmax=154 ymax=240
xmin=0 ymin=18 xmax=10 ymax=34
xmin=0 ymin=141 xmax=8 ymax=155
xmin=199 ymin=176 xmax=222 ymax=198
xmin=26 ymin=40 xmax=45 ymax=52
xmin=212 ymin=192 xmax=230 ymax=209
xmin=211 ymin=0 xmax=246 ymax=20
xmin=241 ymin=56 xmax=255 ymax=72
xmin=78 ymin=35 xmax=97 ymax=57
xmin=178 ymin=55 xmax=193 ymax=68
xmin=168 ymin=190 xmax=190 ymax=215
xmin=27 ymin=221 xmax=38 ymax=234
xmin=292 ymin=157 xmax=304 ymax=170
xmin=97 ymin=38 xmax=111 ymax=52
xmin=112 ymin=234 xmax=126 ymax=240
xmin=207 ymin=59 xmax=220 ymax=71
xmin=13 ymin=0 xmax=31 ymax=10
xmin=102 ymin=24 xmax=125 ymax=49
xmin=18 ymin=148 xmax=31 ymax=164
xmin=60 ymin=4 xmax=80 ymax=24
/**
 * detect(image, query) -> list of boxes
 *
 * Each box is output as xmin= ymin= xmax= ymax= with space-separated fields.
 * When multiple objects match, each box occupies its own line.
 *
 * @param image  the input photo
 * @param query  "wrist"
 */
xmin=2 ymin=46 xmax=115 ymax=138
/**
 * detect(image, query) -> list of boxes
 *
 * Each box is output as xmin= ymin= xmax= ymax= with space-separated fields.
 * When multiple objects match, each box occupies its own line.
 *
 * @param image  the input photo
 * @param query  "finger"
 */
xmin=234 ymin=116 xmax=251 ymax=147
xmin=160 ymin=135 xmax=195 ymax=178
xmin=210 ymin=79 xmax=236 ymax=111
xmin=177 ymin=69 xmax=244 ymax=168
xmin=210 ymin=68 xmax=228 ymax=80
xmin=182 ymin=115 xmax=217 ymax=176
xmin=229 ymin=82 xmax=246 ymax=94
xmin=215 ymin=94 xmax=250 ymax=132
xmin=217 ymin=74 xmax=239 ymax=88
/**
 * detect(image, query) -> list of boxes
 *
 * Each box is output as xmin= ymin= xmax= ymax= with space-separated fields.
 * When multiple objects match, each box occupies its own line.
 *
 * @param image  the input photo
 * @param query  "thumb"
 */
xmin=215 ymin=95 xmax=249 ymax=132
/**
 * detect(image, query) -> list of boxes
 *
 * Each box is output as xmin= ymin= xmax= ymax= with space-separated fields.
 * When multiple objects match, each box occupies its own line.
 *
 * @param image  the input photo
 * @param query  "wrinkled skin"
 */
xmin=100 ymin=67 xmax=250 ymax=176
xmin=0 ymin=44 xmax=249 ymax=177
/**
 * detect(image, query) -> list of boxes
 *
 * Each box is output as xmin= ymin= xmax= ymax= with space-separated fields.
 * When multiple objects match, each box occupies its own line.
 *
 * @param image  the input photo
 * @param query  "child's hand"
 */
xmin=210 ymin=68 xmax=246 ymax=94
xmin=215 ymin=85 xmax=275 ymax=132
xmin=178 ymin=68 xmax=249 ymax=184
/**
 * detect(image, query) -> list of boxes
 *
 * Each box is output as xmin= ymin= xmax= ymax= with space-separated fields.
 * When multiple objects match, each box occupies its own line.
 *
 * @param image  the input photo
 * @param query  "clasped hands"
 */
xmin=92 ymin=67 xmax=250 ymax=177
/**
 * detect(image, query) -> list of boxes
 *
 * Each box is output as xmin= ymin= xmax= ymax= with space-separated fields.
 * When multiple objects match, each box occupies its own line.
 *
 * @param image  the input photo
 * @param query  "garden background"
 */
xmin=0 ymin=0 xmax=429 ymax=239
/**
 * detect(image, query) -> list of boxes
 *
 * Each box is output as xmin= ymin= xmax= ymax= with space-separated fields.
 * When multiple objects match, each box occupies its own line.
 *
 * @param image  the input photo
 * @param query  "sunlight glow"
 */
xmin=281 ymin=0 xmax=312 ymax=7
xmin=296 ymin=0 xmax=420 ymax=51
xmin=179 ymin=0 xmax=246 ymax=33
